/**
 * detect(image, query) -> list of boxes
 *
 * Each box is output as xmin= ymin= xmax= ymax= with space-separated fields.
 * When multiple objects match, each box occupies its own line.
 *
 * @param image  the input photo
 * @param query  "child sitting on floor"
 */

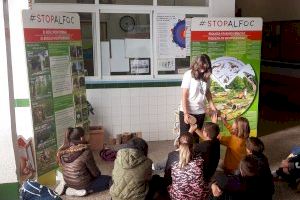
xmin=56 ymin=127 xmax=111 ymax=196
xmin=218 ymin=116 xmax=250 ymax=174
xmin=273 ymin=146 xmax=300 ymax=190
xmin=211 ymin=154 xmax=274 ymax=200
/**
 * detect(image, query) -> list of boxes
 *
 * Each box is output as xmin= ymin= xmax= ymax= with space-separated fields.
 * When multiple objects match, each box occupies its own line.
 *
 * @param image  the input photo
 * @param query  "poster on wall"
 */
xmin=156 ymin=14 xmax=192 ymax=75
xmin=156 ymin=14 xmax=186 ymax=58
xmin=22 ymin=11 xmax=88 ymax=176
xmin=191 ymin=18 xmax=262 ymax=136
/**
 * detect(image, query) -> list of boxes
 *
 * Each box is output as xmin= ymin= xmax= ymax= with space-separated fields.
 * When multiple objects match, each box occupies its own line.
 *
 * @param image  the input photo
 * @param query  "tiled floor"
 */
xmin=60 ymin=124 xmax=300 ymax=200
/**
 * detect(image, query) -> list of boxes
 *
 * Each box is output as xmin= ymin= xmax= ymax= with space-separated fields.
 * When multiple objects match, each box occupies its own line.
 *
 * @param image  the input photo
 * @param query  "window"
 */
xmin=35 ymin=0 xmax=95 ymax=3
xmin=79 ymin=13 xmax=94 ymax=76
xmin=100 ymin=0 xmax=152 ymax=5
xmin=100 ymin=13 xmax=151 ymax=77
xmin=157 ymin=0 xmax=208 ymax=6
xmin=32 ymin=0 xmax=210 ymax=80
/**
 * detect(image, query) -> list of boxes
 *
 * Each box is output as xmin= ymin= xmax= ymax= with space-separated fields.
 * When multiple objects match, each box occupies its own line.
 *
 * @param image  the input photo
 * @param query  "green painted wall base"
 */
xmin=0 ymin=182 xmax=19 ymax=200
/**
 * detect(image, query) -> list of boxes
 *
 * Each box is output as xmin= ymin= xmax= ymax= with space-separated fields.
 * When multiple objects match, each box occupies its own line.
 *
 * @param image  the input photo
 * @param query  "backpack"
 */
xmin=20 ymin=180 xmax=62 ymax=200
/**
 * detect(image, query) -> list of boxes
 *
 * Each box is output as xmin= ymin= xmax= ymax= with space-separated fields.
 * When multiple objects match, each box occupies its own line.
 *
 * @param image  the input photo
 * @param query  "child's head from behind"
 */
xmin=232 ymin=117 xmax=250 ymax=139
xmin=203 ymin=122 xmax=220 ymax=140
xmin=126 ymin=137 xmax=148 ymax=157
xmin=240 ymin=155 xmax=259 ymax=177
xmin=178 ymin=133 xmax=194 ymax=169
xmin=67 ymin=127 xmax=85 ymax=144
xmin=246 ymin=137 xmax=265 ymax=155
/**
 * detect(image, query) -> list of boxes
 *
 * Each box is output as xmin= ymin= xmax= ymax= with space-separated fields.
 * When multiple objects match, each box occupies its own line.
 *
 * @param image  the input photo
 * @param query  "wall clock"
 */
xmin=119 ymin=15 xmax=135 ymax=32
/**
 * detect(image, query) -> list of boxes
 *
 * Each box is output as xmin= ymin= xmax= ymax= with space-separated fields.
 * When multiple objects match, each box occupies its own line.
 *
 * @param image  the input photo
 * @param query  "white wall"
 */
xmin=236 ymin=0 xmax=300 ymax=21
xmin=87 ymin=87 xmax=181 ymax=141
xmin=9 ymin=0 xmax=34 ymax=140
xmin=0 ymin=0 xmax=18 ymax=184
xmin=209 ymin=0 xmax=235 ymax=17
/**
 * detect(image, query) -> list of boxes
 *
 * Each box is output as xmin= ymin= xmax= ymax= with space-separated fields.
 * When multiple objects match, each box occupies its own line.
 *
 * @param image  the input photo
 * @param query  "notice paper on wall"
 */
xmin=111 ymin=39 xmax=129 ymax=72
xmin=125 ymin=39 xmax=151 ymax=58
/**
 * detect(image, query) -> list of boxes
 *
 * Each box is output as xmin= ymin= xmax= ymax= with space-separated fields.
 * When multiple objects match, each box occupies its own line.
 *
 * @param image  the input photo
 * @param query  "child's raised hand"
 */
xmin=211 ymin=112 xmax=218 ymax=123
xmin=189 ymin=124 xmax=198 ymax=133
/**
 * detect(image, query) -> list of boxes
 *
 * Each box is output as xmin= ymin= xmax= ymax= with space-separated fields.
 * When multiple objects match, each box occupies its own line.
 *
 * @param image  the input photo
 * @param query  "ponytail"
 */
xmin=178 ymin=133 xmax=193 ymax=169
xmin=179 ymin=143 xmax=191 ymax=168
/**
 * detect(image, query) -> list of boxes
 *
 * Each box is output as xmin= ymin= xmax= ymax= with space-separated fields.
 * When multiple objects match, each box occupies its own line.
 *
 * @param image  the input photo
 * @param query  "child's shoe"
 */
xmin=66 ymin=188 xmax=87 ymax=196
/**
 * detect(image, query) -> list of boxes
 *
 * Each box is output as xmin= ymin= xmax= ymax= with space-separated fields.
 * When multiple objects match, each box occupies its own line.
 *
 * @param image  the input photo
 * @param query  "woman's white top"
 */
xmin=179 ymin=70 xmax=210 ymax=115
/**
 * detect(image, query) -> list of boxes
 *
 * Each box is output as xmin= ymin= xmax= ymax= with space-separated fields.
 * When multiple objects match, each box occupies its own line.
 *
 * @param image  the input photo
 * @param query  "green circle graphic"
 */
xmin=210 ymin=57 xmax=257 ymax=120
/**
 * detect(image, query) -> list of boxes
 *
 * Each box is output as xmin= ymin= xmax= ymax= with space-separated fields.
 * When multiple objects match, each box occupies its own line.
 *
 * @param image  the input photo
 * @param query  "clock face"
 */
xmin=119 ymin=16 xmax=135 ymax=32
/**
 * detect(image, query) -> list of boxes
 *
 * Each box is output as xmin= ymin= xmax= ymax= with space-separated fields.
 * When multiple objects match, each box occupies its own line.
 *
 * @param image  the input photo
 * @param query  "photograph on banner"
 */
xmin=73 ymin=92 xmax=81 ymax=108
xmin=31 ymin=99 xmax=55 ymax=126
xmin=72 ymin=61 xmax=85 ymax=75
xmin=191 ymin=17 xmax=262 ymax=136
xmin=26 ymin=43 xmax=50 ymax=76
xmin=82 ymin=107 xmax=89 ymax=122
xmin=75 ymin=108 xmax=83 ymax=124
xmin=34 ymin=121 xmax=56 ymax=151
xmin=72 ymin=75 xmax=80 ymax=90
xmin=79 ymin=75 xmax=86 ymax=89
xmin=17 ymin=136 xmax=36 ymax=182
xmin=80 ymin=93 xmax=87 ymax=106
xmin=70 ymin=41 xmax=84 ymax=59
xmin=30 ymin=74 xmax=52 ymax=100
xmin=36 ymin=145 xmax=58 ymax=176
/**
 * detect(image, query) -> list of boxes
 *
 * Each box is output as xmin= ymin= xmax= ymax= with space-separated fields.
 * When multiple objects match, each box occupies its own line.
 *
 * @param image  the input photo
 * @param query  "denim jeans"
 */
xmin=86 ymin=175 xmax=112 ymax=194
xmin=20 ymin=180 xmax=62 ymax=200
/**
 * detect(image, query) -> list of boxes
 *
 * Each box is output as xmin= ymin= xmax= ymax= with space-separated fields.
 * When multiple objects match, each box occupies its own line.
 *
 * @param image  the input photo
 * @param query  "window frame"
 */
xmin=32 ymin=0 xmax=210 ymax=81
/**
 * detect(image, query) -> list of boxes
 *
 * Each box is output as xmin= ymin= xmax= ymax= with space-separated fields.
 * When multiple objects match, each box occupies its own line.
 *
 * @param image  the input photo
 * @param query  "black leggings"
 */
xmin=179 ymin=111 xmax=205 ymax=143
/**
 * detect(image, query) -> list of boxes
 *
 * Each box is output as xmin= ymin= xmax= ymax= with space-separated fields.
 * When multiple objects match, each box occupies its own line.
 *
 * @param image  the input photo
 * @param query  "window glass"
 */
xmin=35 ymin=0 xmax=95 ymax=3
xmin=99 ymin=0 xmax=152 ymax=5
xmin=100 ymin=13 xmax=151 ymax=76
xmin=158 ymin=0 xmax=208 ymax=6
xmin=79 ymin=13 xmax=94 ymax=76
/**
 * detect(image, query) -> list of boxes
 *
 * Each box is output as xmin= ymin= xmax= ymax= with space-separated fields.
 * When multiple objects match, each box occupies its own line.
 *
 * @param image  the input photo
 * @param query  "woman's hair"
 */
xmin=126 ymin=137 xmax=149 ymax=156
xmin=178 ymin=133 xmax=194 ymax=169
xmin=56 ymin=127 xmax=85 ymax=165
xmin=234 ymin=117 xmax=250 ymax=139
xmin=190 ymin=54 xmax=212 ymax=81
xmin=240 ymin=155 xmax=259 ymax=177
xmin=246 ymin=137 xmax=265 ymax=155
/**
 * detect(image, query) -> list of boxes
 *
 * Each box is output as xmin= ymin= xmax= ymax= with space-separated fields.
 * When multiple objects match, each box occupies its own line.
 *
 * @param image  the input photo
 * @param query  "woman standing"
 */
xmin=180 ymin=54 xmax=217 ymax=143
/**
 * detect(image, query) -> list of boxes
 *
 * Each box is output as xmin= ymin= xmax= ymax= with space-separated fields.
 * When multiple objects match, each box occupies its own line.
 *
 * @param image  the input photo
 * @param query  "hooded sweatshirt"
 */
xmin=110 ymin=148 xmax=152 ymax=200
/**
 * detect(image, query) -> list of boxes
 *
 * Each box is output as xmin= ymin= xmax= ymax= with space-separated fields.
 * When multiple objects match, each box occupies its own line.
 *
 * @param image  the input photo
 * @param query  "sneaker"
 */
xmin=54 ymin=179 xmax=67 ymax=195
xmin=66 ymin=188 xmax=87 ymax=197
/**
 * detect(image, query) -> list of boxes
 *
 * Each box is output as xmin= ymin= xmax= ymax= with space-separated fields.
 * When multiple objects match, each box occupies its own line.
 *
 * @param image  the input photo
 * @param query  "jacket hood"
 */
xmin=60 ymin=144 xmax=88 ymax=163
xmin=116 ymin=148 xmax=148 ymax=169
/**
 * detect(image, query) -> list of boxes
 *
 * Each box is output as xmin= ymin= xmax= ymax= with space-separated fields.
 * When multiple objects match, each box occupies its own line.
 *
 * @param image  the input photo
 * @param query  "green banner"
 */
xmin=191 ymin=18 xmax=263 ymax=136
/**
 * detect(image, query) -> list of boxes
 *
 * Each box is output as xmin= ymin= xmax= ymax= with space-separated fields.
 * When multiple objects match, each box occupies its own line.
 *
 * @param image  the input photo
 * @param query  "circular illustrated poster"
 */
xmin=172 ymin=20 xmax=186 ymax=48
xmin=210 ymin=57 xmax=257 ymax=120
